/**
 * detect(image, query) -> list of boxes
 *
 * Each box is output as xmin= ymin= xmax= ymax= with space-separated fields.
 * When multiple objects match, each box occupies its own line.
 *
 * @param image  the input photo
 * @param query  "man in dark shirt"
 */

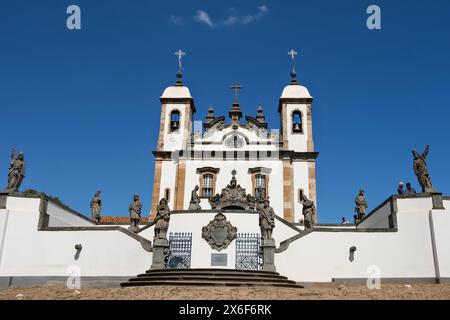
xmin=405 ymin=183 xmax=417 ymax=195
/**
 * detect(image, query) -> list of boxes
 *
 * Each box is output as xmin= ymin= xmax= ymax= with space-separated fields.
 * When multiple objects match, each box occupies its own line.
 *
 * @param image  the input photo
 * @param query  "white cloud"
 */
xmin=222 ymin=5 xmax=269 ymax=26
xmin=241 ymin=5 xmax=269 ymax=24
xmin=223 ymin=15 xmax=238 ymax=26
xmin=194 ymin=10 xmax=215 ymax=28
xmin=169 ymin=15 xmax=183 ymax=25
xmin=190 ymin=5 xmax=269 ymax=28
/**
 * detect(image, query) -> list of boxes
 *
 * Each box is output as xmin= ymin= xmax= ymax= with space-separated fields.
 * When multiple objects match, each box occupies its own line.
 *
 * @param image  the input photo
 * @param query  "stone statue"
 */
xmin=188 ymin=185 xmax=201 ymax=210
xmin=412 ymin=145 xmax=434 ymax=193
xmin=258 ymin=198 xmax=275 ymax=240
xmin=154 ymin=198 xmax=171 ymax=240
xmin=4 ymin=148 xmax=26 ymax=193
xmin=90 ymin=191 xmax=102 ymax=223
xmin=208 ymin=193 xmax=221 ymax=209
xmin=300 ymin=189 xmax=315 ymax=229
xmin=220 ymin=171 xmax=247 ymax=203
xmin=128 ymin=193 xmax=142 ymax=232
xmin=354 ymin=188 xmax=368 ymax=221
xmin=246 ymin=193 xmax=257 ymax=211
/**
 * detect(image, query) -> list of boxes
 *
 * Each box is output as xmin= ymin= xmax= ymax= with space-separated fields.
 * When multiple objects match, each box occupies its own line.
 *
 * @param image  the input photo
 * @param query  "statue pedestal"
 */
xmin=0 ymin=192 xmax=8 ymax=209
xmin=261 ymin=239 xmax=276 ymax=272
xmin=431 ymin=192 xmax=445 ymax=210
xmin=128 ymin=226 xmax=139 ymax=233
xmin=151 ymin=238 xmax=169 ymax=270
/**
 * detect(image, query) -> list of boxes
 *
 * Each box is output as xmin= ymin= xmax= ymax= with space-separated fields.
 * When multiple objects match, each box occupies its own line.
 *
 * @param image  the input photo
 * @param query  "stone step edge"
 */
xmin=121 ymin=280 xmax=303 ymax=288
xmin=136 ymin=272 xmax=288 ymax=279
xmin=144 ymin=268 xmax=279 ymax=275
xmin=128 ymin=276 xmax=294 ymax=283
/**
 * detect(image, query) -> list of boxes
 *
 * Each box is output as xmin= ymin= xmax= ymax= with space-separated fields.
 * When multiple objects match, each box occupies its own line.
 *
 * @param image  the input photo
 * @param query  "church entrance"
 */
xmin=167 ymin=232 xmax=192 ymax=269
xmin=235 ymin=233 xmax=262 ymax=271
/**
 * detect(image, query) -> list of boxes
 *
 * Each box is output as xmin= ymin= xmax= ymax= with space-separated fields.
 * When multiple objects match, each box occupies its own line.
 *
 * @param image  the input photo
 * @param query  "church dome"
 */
xmin=161 ymin=85 xmax=192 ymax=99
xmin=280 ymin=84 xmax=312 ymax=99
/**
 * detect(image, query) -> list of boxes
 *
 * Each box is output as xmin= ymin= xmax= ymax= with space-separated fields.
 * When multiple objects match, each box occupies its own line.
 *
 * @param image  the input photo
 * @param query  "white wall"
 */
xmin=285 ymin=103 xmax=309 ymax=152
xmin=0 ymin=197 xmax=152 ymax=278
xmin=275 ymin=197 xmax=450 ymax=282
xmin=163 ymin=103 xmax=190 ymax=151
xmin=292 ymin=161 xmax=310 ymax=222
xmin=46 ymin=202 xmax=95 ymax=227
xmin=276 ymin=211 xmax=437 ymax=282
xmin=430 ymin=209 xmax=450 ymax=279
xmin=159 ymin=160 xmax=178 ymax=210
xmin=1 ymin=194 xmax=449 ymax=284
xmin=358 ymin=200 xmax=392 ymax=229
xmin=169 ymin=212 xmax=259 ymax=269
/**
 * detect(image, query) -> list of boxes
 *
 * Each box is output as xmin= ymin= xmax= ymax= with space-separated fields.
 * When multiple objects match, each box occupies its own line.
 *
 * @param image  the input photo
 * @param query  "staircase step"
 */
xmin=121 ymin=268 xmax=302 ymax=288
xmin=121 ymin=279 xmax=302 ymax=288
xmin=129 ymin=275 xmax=291 ymax=283
xmin=136 ymin=271 xmax=288 ymax=280
xmin=144 ymin=268 xmax=279 ymax=276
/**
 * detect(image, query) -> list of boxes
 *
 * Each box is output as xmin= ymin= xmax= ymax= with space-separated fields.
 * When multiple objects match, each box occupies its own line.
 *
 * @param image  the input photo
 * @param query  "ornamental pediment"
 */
xmin=208 ymin=170 xmax=257 ymax=211
xmin=194 ymin=125 xmax=276 ymax=146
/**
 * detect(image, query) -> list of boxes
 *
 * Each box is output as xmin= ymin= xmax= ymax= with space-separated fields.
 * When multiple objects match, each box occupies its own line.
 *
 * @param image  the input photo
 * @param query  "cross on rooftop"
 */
xmin=229 ymin=81 xmax=243 ymax=104
xmin=175 ymin=49 xmax=186 ymax=74
xmin=288 ymin=49 xmax=298 ymax=74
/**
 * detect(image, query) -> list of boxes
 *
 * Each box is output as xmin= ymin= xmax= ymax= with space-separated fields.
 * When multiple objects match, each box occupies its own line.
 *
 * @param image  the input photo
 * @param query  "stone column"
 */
xmin=261 ymin=239 xmax=276 ymax=272
xmin=150 ymin=238 xmax=169 ymax=269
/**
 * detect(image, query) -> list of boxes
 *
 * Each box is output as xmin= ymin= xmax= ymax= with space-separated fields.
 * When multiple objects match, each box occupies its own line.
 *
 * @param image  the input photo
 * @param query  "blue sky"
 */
xmin=0 ymin=1 xmax=449 ymax=223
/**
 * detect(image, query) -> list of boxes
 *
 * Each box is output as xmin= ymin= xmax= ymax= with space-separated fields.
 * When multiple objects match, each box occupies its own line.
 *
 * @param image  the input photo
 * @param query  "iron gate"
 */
xmin=235 ymin=233 xmax=261 ymax=270
xmin=168 ymin=232 xmax=192 ymax=269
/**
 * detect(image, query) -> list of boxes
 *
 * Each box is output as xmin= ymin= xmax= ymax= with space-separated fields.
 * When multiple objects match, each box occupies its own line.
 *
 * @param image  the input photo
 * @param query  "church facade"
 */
xmin=150 ymin=72 xmax=317 ymax=224
xmin=1 ymin=55 xmax=450 ymax=288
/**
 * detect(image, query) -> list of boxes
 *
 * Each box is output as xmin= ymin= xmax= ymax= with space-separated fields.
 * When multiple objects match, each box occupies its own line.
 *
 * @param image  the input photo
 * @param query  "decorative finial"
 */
xmin=175 ymin=49 xmax=186 ymax=84
xmin=231 ymin=169 xmax=237 ymax=177
xmin=205 ymin=105 xmax=215 ymax=126
xmin=229 ymin=81 xmax=243 ymax=104
xmin=288 ymin=49 xmax=298 ymax=84
xmin=256 ymin=104 xmax=267 ymax=127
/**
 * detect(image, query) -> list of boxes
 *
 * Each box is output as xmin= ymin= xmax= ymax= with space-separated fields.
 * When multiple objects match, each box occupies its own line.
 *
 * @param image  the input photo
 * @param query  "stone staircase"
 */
xmin=121 ymin=268 xmax=303 ymax=288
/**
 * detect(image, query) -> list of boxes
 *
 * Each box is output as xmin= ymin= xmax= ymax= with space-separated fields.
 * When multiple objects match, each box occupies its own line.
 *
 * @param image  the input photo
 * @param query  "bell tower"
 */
xmin=157 ymin=50 xmax=195 ymax=152
xmin=151 ymin=50 xmax=196 ymax=219
xmin=157 ymin=72 xmax=195 ymax=152
xmin=278 ymin=49 xmax=318 ymax=223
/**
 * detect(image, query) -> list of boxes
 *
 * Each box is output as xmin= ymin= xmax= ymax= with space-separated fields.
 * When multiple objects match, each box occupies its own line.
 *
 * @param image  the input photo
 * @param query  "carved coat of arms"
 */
xmin=202 ymin=212 xmax=237 ymax=251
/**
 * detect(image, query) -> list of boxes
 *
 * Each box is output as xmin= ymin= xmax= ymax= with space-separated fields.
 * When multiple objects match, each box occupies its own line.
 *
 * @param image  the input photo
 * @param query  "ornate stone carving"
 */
xmin=4 ymin=148 xmax=26 ymax=193
xmin=154 ymin=198 xmax=171 ymax=240
xmin=208 ymin=170 xmax=255 ymax=210
xmin=300 ymin=189 xmax=316 ymax=229
xmin=412 ymin=145 xmax=435 ymax=193
xmin=202 ymin=212 xmax=237 ymax=251
xmin=354 ymin=188 xmax=368 ymax=221
xmin=188 ymin=185 xmax=201 ymax=210
xmin=258 ymin=198 xmax=275 ymax=240
xmin=224 ymin=134 xmax=244 ymax=149
xmin=90 ymin=191 xmax=102 ymax=223
xmin=128 ymin=193 xmax=142 ymax=233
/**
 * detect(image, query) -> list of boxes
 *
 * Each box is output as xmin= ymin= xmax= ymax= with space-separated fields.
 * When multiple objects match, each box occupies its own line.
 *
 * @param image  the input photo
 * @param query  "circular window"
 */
xmin=225 ymin=135 xmax=244 ymax=149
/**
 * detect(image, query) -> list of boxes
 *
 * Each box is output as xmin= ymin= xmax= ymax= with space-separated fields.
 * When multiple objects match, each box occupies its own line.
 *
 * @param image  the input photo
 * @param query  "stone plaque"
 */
xmin=211 ymin=253 xmax=227 ymax=266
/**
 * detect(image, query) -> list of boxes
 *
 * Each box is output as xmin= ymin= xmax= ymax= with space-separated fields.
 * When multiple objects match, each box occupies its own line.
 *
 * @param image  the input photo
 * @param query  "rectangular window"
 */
xmin=164 ymin=188 xmax=171 ymax=202
xmin=255 ymin=174 xmax=266 ymax=198
xmin=202 ymin=174 xmax=213 ymax=198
